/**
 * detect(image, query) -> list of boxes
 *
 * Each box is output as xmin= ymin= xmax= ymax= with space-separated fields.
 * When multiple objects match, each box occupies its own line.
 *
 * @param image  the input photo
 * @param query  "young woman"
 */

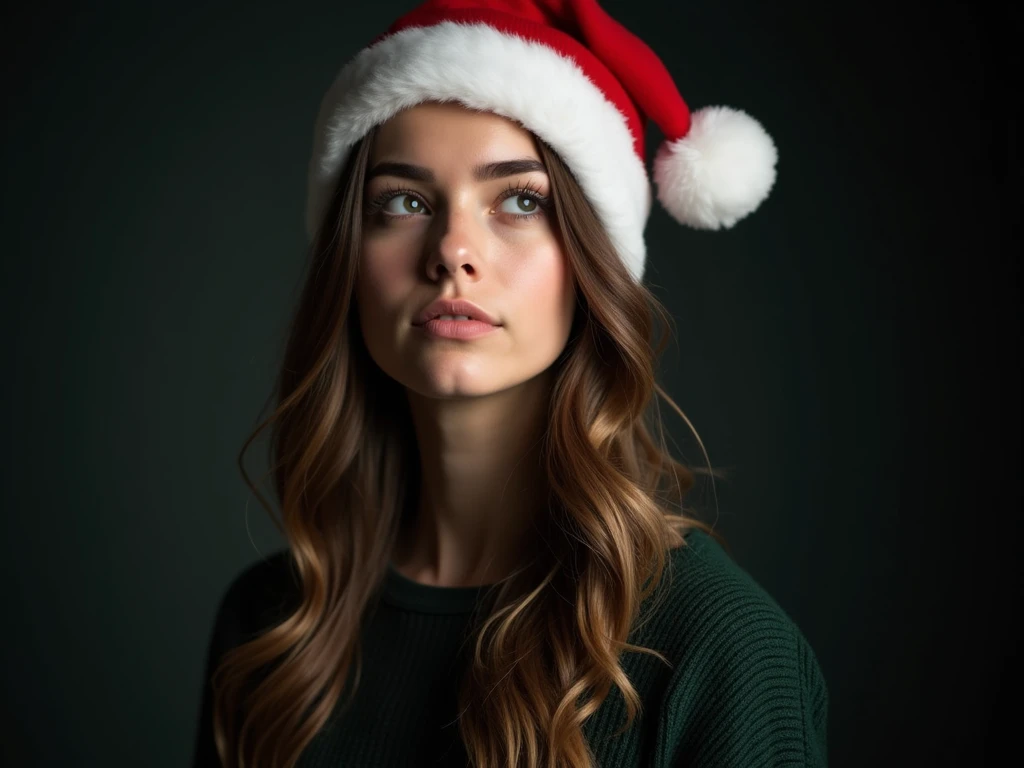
xmin=192 ymin=1 xmax=828 ymax=766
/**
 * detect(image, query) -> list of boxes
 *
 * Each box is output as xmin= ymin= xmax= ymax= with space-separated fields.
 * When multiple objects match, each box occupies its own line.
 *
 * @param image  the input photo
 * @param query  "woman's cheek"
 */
xmin=502 ymin=237 xmax=565 ymax=298
xmin=360 ymin=240 xmax=418 ymax=306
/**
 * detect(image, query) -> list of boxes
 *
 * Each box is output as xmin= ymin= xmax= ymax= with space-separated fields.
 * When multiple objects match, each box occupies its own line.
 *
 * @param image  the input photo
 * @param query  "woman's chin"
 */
xmin=402 ymin=371 xmax=502 ymax=400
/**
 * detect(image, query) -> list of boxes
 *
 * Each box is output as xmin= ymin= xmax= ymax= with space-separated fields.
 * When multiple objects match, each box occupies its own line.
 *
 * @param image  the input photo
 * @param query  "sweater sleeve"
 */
xmin=668 ymin=613 xmax=830 ymax=768
xmin=190 ymin=551 xmax=297 ymax=768
xmin=797 ymin=631 xmax=829 ymax=765
xmin=191 ymin=579 xmax=238 ymax=768
xmin=192 ymin=605 xmax=225 ymax=768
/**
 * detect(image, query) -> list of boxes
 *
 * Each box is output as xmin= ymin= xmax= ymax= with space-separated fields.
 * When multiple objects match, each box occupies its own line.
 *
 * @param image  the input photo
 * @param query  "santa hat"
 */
xmin=306 ymin=0 xmax=778 ymax=283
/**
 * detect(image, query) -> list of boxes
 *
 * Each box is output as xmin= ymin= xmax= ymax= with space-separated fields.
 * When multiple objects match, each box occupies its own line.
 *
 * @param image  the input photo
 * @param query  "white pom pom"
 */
xmin=653 ymin=105 xmax=778 ymax=230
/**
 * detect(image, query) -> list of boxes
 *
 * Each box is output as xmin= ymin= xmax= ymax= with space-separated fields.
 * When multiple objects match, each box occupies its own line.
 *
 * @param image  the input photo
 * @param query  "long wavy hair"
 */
xmin=210 ymin=117 xmax=726 ymax=768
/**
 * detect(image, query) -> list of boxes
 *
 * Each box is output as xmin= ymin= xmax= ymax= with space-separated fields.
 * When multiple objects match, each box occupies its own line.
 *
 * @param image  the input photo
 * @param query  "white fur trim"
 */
xmin=653 ymin=106 xmax=778 ymax=230
xmin=306 ymin=22 xmax=652 ymax=282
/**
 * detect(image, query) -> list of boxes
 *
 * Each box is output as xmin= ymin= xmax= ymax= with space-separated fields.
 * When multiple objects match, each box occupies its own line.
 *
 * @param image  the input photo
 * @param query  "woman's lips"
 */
xmin=414 ymin=318 xmax=500 ymax=339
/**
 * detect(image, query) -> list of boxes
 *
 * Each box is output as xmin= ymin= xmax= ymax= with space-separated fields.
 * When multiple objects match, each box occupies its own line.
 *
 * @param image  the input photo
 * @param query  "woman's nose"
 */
xmin=424 ymin=205 xmax=486 ymax=282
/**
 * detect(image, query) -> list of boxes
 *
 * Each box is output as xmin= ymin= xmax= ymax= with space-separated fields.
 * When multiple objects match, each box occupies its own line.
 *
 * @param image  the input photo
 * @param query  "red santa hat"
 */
xmin=306 ymin=0 xmax=778 ymax=282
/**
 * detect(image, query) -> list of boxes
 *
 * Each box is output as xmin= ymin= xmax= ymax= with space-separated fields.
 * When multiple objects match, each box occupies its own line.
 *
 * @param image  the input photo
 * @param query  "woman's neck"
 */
xmin=396 ymin=372 xmax=552 ymax=587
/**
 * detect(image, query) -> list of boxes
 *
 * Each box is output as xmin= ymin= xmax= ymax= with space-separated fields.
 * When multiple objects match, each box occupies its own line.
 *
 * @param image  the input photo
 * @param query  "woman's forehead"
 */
xmin=370 ymin=102 xmax=539 ymax=163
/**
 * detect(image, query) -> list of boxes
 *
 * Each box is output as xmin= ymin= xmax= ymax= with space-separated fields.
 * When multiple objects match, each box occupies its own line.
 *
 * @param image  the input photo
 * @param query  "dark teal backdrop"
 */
xmin=2 ymin=1 xmax=1018 ymax=766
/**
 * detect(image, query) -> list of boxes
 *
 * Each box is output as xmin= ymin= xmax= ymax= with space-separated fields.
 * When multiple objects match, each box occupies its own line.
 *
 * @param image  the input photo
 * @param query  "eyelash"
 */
xmin=364 ymin=180 xmax=551 ymax=221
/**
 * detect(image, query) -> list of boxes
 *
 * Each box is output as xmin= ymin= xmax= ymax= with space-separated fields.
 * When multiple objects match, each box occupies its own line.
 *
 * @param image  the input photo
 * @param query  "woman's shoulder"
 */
xmin=192 ymin=551 xmax=301 ymax=768
xmin=207 ymin=549 xmax=300 ymax=653
xmin=652 ymin=528 xmax=812 ymax=644
xmin=643 ymin=528 xmax=829 ymax=765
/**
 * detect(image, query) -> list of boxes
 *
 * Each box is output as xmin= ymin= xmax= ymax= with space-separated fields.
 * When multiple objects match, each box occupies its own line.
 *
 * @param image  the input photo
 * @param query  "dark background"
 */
xmin=2 ymin=1 xmax=1018 ymax=765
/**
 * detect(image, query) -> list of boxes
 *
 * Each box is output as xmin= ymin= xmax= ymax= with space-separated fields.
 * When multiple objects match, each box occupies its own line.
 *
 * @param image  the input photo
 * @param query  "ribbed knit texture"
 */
xmin=192 ymin=530 xmax=828 ymax=767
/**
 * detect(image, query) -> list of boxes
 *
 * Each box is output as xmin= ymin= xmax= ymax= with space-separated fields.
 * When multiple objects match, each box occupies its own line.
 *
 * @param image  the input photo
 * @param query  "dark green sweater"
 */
xmin=192 ymin=530 xmax=828 ymax=766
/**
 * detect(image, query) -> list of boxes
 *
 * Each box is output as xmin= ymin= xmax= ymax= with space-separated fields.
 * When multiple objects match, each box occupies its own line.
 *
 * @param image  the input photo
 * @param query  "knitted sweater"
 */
xmin=191 ymin=529 xmax=828 ymax=766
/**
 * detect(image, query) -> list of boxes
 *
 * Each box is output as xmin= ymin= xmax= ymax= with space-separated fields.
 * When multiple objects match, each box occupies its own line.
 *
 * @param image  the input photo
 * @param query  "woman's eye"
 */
xmin=383 ymin=194 xmax=427 ymax=215
xmin=497 ymin=194 xmax=541 ymax=215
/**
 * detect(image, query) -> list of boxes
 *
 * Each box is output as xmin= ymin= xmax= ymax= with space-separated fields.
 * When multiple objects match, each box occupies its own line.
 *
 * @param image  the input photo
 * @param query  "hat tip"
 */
xmin=653 ymin=105 xmax=778 ymax=230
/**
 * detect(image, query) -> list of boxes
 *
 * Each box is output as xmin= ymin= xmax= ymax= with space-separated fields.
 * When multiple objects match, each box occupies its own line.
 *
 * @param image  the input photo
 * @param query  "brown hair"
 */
xmin=210 ymin=120 xmax=725 ymax=767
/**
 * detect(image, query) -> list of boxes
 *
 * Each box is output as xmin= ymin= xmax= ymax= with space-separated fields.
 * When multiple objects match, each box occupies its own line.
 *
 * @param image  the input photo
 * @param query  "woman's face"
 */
xmin=356 ymin=102 xmax=576 ymax=399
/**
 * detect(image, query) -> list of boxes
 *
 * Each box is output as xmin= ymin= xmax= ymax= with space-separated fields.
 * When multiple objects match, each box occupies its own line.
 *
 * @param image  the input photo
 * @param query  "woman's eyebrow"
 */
xmin=475 ymin=158 xmax=547 ymax=180
xmin=366 ymin=158 xmax=547 ymax=183
xmin=366 ymin=162 xmax=433 ymax=183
